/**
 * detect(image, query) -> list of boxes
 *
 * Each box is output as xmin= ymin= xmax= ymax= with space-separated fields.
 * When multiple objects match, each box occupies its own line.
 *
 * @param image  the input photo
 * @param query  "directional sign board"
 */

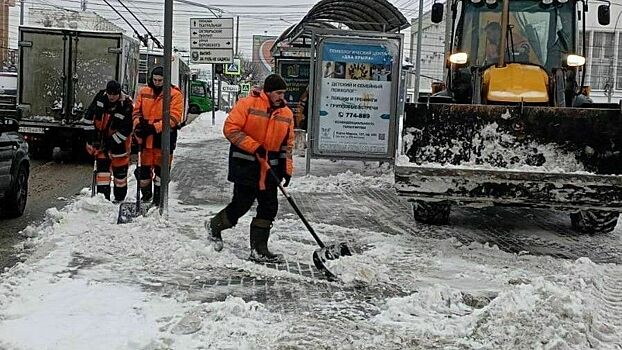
xmin=190 ymin=18 xmax=234 ymax=64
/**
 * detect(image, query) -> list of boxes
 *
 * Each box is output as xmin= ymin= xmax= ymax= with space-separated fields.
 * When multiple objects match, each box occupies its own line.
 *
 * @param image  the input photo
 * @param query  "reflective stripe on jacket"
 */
xmin=224 ymin=91 xmax=294 ymax=188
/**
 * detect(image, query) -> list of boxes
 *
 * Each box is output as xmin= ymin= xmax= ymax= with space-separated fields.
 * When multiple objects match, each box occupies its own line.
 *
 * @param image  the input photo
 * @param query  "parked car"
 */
xmin=0 ymin=117 xmax=29 ymax=218
xmin=0 ymin=72 xmax=18 ymax=118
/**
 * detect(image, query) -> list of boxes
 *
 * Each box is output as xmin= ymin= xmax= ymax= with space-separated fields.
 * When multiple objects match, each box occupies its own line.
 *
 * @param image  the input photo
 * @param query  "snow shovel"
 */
xmin=90 ymin=158 xmax=97 ymax=197
xmin=117 ymin=143 xmax=151 ymax=224
xmin=262 ymin=158 xmax=352 ymax=279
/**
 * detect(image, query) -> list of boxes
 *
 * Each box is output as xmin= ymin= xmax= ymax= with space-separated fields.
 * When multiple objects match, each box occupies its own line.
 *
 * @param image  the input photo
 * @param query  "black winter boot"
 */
xmin=140 ymin=185 xmax=152 ymax=202
xmin=249 ymin=218 xmax=284 ymax=264
xmin=205 ymin=210 xmax=232 ymax=252
xmin=97 ymin=185 xmax=111 ymax=200
xmin=153 ymin=185 xmax=161 ymax=206
xmin=113 ymin=186 xmax=127 ymax=203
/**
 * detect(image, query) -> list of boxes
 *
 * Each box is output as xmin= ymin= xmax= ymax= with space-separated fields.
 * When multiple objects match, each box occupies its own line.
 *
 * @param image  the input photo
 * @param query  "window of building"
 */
xmin=589 ymin=31 xmax=615 ymax=90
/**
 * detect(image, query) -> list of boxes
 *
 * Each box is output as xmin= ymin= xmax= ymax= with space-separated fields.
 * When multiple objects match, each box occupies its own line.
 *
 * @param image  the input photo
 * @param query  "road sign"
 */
xmin=222 ymin=85 xmax=240 ymax=93
xmin=190 ymin=18 xmax=233 ymax=29
xmin=190 ymin=50 xmax=234 ymax=64
xmin=225 ymin=58 xmax=241 ymax=75
xmin=240 ymin=83 xmax=251 ymax=95
xmin=189 ymin=18 xmax=234 ymax=64
xmin=191 ymin=38 xmax=233 ymax=49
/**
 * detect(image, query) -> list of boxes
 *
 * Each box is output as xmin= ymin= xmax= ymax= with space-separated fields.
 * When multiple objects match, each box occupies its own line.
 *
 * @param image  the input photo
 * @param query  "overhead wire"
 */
xmin=116 ymin=0 xmax=163 ymax=48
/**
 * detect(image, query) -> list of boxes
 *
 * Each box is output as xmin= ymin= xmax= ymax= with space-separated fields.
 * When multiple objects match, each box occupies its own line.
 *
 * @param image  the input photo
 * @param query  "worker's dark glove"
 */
xmin=282 ymin=174 xmax=291 ymax=187
xmin=255 ymin=145 xmax=267 ymax=158
xmin=135 ymin=120 xmax=156 ymax=138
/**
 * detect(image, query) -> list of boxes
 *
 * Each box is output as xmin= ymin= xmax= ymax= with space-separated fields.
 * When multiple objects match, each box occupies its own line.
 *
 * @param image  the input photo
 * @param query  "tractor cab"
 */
xmin=436 ymin=0 xmax=610 ymax=106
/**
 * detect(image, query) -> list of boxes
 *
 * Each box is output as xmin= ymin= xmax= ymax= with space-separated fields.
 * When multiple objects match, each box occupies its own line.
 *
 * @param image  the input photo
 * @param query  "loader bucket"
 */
xmin=396 ymin=102 xmax=622 ymax=211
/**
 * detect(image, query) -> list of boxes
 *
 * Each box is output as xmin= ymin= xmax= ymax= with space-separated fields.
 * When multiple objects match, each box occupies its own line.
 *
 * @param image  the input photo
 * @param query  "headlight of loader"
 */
xmin=566 ymin=54 xmax=586 ymax=67
xmin=449 ymin=52 xmax=468 ymax=65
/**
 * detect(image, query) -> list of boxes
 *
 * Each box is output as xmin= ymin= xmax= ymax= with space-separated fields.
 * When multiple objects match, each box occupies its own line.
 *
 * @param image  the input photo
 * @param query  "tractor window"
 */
xmin=458 ymin=0 xmax=574 ymax=71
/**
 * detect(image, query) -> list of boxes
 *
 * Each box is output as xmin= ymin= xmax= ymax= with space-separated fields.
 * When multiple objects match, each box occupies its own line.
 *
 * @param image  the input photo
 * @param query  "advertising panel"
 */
xmin=312 ymin=38 xmax=400 ymax=158
xmin=277 ymin=59 xmax=310 ymax=114
xmin=252 ymin=35 xmax=276 ymax=80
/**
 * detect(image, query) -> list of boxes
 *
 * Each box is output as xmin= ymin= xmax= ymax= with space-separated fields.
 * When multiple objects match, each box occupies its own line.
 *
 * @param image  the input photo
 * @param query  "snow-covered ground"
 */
xmin=0 ymin=111 xmax=621 ymax=349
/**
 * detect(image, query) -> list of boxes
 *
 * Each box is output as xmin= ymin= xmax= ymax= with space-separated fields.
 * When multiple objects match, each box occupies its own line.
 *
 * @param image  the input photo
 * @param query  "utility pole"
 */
xmin=235 ymin=16 xmax=239 ymax=57
xmin=81 ymin=0 xmax=87 ymax=11
xmin=235 ymin=15 xmax=239 ymax=103
xmin=160 ymin=0 xmax=173 ymax=216
xmin=20 ymin=0 xmax=25 ymax=25
xmin=414 ymin=0 xmax=424 ymax=101
xmin=211 ymin=64 xmax=216 ymax=125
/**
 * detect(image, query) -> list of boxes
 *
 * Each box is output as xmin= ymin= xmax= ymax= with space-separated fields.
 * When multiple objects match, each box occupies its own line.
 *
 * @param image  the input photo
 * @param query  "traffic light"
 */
xmin=215 ymin=64 xmax=224 ymax=74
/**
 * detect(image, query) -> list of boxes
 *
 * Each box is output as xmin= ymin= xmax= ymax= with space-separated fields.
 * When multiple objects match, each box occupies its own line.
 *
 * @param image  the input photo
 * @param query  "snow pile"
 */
xmin=291 ymin=170 xmax=393 ymax=193
xmin=406 ymin=122 xmax=586 ymax=173
xmin=177 ymin=111 xmax=226 ymax=144
xmin=0 ymin=277 xmax=184 ymax=350
xmin=374 ymin=257 xmax=622 ymax=349
xmin=171 ymin=296 xmax=285 ymax=349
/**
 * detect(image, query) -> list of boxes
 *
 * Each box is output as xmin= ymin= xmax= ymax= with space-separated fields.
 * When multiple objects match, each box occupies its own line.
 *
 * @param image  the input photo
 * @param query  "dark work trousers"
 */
xmin=96 ymin=158 xmax=129 ymax=201
xmin=224 ymin=183 xmax=278 ymax=225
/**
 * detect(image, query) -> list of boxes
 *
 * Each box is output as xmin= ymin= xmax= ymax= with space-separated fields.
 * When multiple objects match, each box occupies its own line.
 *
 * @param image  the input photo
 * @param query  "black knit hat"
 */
xmin=263 ymin=74 xmax=287 ymax=92
xmin=106 ymin=80 xmax=121 ymax=95
xmin=151 ymin=66 xmax=164 ymax=77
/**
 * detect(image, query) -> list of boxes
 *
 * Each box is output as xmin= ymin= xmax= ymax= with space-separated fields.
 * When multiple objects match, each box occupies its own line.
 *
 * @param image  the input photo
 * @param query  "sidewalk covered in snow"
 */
xmin=0 ymin=112 xmax=620 ymax=349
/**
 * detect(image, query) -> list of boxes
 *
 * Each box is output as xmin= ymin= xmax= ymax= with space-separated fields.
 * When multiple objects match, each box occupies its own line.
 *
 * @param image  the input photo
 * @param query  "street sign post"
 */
xmin=189 ymin=18 xmax=234 ymax=64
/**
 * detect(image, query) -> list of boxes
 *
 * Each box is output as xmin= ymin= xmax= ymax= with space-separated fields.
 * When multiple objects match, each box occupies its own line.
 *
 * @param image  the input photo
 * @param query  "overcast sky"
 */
xmin=8 ymin=0 xmax=437 ymax=58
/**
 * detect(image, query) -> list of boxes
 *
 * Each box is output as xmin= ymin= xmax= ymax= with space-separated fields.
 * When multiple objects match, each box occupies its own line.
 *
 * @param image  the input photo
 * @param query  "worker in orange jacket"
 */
xmin=132 ymin=66 xmax=184 ymax=205
xmin=205 ymin=74 xmax=294 ymax=263
xmin=84 ymin=80 xmax=134 ymax=201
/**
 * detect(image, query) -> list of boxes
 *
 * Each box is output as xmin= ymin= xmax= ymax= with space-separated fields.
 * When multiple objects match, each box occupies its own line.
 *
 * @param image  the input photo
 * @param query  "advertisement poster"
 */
xmin=252 ymin=35 xmax=277 ymax=81
xmin=278 ymin=60 xmax=310 ymax=114
xmin=317 ymin=41 xmax=395 ymax=155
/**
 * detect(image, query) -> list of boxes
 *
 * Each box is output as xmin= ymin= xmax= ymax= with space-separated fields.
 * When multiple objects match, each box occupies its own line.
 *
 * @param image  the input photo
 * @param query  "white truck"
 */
xmin=17 ymin=26 xmax=140 ymax=159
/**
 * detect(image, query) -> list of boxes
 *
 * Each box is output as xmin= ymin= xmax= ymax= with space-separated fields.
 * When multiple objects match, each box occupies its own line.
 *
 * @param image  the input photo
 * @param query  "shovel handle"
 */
xmin=135 ymin=141 xmax=143 ymax=212
xmin=260 ymin=156 xmax=326 ymax=248
xmin=91 ymin=158 xmax=97 ymax=197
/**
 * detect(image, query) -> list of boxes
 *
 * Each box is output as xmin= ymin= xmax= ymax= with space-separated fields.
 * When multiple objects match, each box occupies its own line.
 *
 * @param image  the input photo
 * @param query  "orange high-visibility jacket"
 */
xmin=224 ymin=91 xmax=294 ymax=188
xmin=132 ymin=85 xmax=184 ymax=149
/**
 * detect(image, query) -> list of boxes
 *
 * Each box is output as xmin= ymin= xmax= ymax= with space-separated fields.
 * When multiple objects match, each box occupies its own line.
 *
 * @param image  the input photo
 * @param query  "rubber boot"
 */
xmin=97 ymin=185 xmax=111 ymax=201
xmin=249 ymin=218 xmax=284 ymax=264
xmin=113 ymin=186 xmax=127 ymax=203
xmin=140 ymin=185 xmax=152 ymax=202
xmin=205 ymin=210 xmax=232 ymax=252
xmin=153 ymin=185 xmax=161 ymax=207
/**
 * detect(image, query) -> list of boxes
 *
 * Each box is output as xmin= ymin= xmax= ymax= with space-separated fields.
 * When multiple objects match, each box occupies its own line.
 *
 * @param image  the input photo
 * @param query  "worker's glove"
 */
xmin=85 ymin=143 xmax=98 ymax=156
xmin=135 ymin=120 xmax=156 ymax=138
xmin=282 ymin=174 xmax=291 ymax=187
xmin=255 ymin=145 xmax=267 ymax=158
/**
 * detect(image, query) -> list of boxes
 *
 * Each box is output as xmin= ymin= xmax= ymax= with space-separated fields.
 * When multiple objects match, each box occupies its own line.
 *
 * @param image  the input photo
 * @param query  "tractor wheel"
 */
xmin=570 ymin=210 xmax=619 ymax=235
xmin=413 ymin=200 xmax=451 ymax=225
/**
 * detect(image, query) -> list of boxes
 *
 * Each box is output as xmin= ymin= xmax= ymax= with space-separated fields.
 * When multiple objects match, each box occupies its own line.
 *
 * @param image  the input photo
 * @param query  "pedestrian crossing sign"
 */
xmin=240 ymin=83 xmax=251 ymax=96
xmin=225 ymin=58 xmax=241 ymax=75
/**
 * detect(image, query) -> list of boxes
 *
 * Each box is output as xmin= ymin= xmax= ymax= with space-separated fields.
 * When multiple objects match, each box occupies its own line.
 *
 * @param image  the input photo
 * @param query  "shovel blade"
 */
xmin=116 ymin=202 xmax=152 ymax=224
xmin=312 ymin=242 xmax=352 ymax=280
